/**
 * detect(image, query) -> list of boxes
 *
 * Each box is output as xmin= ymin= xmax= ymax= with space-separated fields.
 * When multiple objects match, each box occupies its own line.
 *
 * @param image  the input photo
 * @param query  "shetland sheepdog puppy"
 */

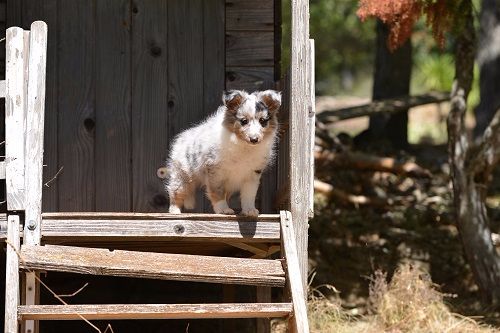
xmin=166 ymin=89 xmax=281 ymax=216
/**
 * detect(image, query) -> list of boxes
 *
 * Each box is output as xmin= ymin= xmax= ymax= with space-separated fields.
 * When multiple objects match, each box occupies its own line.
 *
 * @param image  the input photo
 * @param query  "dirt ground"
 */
xmin=310 ymin=96 xmax=500 ymax=327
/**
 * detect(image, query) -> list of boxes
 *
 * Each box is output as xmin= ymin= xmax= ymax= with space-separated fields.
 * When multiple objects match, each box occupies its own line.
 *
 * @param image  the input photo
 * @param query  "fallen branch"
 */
xmin=316 ymin=91 xmax=449 ymax=124
xmin=315 ymin=150 xmax=431 ymax=178
xmin=314 ymin=179 xmax=390 ymax=208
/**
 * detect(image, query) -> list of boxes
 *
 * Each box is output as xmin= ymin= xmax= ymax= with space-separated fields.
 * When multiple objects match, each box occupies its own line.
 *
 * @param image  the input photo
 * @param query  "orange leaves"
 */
xmin=357 ymin=0 xmax=455 ymax=51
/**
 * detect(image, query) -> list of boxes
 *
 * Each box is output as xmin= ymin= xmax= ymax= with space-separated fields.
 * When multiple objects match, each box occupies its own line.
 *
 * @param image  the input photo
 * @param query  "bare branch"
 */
xmin=58 ymin=282 xmax=89 ymax=298
xmin=44 ymin=166 xmax=64 ymax=188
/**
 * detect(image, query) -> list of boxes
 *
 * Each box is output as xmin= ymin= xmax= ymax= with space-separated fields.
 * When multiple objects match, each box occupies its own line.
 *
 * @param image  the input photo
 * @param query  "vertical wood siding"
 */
xmin=6 ymin=0 xmax=278 ymax=213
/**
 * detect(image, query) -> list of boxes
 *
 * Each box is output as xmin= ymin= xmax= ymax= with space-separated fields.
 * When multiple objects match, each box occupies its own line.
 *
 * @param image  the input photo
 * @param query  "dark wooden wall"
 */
xmin=5 ymin=0 xmax=280 ymax=214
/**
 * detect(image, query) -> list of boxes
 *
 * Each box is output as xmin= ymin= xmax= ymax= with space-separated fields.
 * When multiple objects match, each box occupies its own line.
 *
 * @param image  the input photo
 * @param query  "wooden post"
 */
xmin=289 ymin=0 xmax=311 ymax=292
xmin=5 ymin=26 xmax=28 ymax=211
xmin=23 ymin=21 xmax=48 ymax=333
xmin=307 ymin=39 xmax=315 ymax=219
xmin=5 ymin=215 xmax=21 ymax=333
xmin=280 ymin=211 xmax=309 ymax=333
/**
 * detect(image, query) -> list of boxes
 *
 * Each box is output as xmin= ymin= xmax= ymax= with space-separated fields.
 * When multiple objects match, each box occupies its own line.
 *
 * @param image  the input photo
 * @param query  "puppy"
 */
xmin=166 ymin=89 xmax=281 ymax=216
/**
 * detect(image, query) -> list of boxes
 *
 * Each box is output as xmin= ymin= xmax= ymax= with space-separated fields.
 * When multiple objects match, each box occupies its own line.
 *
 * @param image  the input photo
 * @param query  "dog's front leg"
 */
xmin=240 ymin=174 xmax=261 ymax=217
xmin=207 ymin=170 xmax=234 ymax=215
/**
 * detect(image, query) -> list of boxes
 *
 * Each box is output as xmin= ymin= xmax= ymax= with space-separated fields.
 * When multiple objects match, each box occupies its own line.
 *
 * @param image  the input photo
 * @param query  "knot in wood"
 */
xmin=173 ymin=224 xmax=185 ymax=234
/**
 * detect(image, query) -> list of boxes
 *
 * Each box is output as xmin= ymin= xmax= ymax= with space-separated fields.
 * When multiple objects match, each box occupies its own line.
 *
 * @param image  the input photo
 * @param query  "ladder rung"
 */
xmin=42 ymin=212 xmax=281 ymax=221
xmin=18 ymin=303 xmax=293 ymax=320
xmin=41 ymin=218 xmax=281 ymax=243
xmin=20 ymin=245 xmax=286 ymax=287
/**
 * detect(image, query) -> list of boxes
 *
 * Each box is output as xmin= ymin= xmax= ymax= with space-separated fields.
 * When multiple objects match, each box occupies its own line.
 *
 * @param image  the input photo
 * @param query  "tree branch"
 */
xmin=316 ymin=92 xmax=450 ymax=124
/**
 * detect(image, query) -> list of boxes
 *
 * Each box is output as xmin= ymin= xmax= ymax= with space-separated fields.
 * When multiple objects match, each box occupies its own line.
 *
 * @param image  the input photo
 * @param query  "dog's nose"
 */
xmin=250 ymin=137 xmax=259 ymax=144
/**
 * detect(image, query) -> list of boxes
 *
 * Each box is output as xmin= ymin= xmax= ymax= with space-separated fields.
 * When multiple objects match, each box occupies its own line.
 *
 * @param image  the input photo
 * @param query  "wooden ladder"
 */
xmin=2 ymin=22 xmax=310 ymax=333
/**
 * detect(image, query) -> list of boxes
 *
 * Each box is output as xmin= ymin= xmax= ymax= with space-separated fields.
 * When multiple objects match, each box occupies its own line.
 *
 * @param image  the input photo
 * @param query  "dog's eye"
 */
xmin=240 ymin=118 xmax=249 ymax=126
xmin=259 ymin=118 xmax=269 ymax=126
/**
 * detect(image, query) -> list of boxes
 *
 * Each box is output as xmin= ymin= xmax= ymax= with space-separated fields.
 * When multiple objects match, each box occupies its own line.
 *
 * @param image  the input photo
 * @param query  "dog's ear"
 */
xmin=257 ymin=90 xmax=281 ymax=113
xmin=223 ymin=90 xmax=246 ymax=112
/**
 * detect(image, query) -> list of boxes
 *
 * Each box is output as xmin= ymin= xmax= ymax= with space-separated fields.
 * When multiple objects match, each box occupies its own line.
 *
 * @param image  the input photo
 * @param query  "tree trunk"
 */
xmin=474 ymin=0 xmax=500 ymax=138
xmin=368 ymin=20 xmax=412 ymax=149
xmin=448 ymin=1 xmax=500 ymax=305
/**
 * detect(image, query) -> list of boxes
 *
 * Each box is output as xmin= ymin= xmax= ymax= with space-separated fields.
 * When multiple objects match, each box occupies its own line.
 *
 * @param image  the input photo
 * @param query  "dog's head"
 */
xmin=222 ymin=89 xmax=281 ymax=145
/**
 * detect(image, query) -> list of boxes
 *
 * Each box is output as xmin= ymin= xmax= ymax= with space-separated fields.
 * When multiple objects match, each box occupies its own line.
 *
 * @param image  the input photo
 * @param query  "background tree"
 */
xmin=474 ymin=0 xmax=500 ymax=138
xmin=358 ymin=0 xmax=500 ymax=304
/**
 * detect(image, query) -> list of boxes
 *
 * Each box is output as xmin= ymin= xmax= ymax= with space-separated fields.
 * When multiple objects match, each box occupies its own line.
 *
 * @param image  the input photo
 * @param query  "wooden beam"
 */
xmin=4 ymin=215 xmax=21 ymax=333
xmin=316 ymin=92 xmax=450 ymax=124
xmin=5 ymin=26 xmax=28 ymax=210
xmin=18 ymin=303 xmax=293 ymax=320
xmin=0 ymin=161 xmax=6 ymax=179
xmin=0 ymin=80 xmax=5 ymax=98
xmin=280 ymin=211 xmax=310 ymax=333
xmin=40 ymin=218 xmax=281 ymax=243
xmin=289 ymin=0 xmax=311 ymax=292
xmin=42 ymin=212 xmax=281 ymax=221
xmin=20 ymin=244 xmax=286 ymax=287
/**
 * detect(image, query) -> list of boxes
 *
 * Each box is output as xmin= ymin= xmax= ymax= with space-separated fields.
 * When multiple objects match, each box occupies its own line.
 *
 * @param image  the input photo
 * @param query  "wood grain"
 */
xmin=5 ymin=215 xmax=20 ymax=333
xmin=40 ymin=218 xmax=281 ymax=243
xmin=280 ymin=211 xmax=310 ymax=333
xmin=131 ymin=0 xmax=169 ymax=212
xmin=168 ymin=0 xmax=206 ymax=212
xmin=24 ymin=20 xmax=47 ymax=246
xmin=226 ymin=67 xmax=275 ymax=92
xmin=42 ymin=212 xmax=281 ymax=221
xmin=5 ymin=26 xmax=28 ymax=210
xmin=57 ymin=0 xmax=96 ymax=211
xmin=226 ymin=0 xmax=274 ymax=31
xmin=18 ymin=303 xmax=292 ymax=320
xmin=95 ymin=0 xmax=132 ymax=211
xmin=226 ymin=31 xmax=274 ymax=67
xmin=289 ymin=0 xmax=311 ymax=292
xmin=20 ymin=244 xmax=286 ymax=287
xmin=21 ymin=0 xmax=60 ymax=212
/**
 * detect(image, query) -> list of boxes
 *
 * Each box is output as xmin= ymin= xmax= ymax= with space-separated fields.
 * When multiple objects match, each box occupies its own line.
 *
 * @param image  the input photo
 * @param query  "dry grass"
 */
xmin=273 ymin=264 xmax=498 ymax=333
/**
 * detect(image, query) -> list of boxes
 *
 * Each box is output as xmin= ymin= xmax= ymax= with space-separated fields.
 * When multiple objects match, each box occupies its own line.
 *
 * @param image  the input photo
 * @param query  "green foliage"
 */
xmin=282 ymin=0 xmax=375 ymax=95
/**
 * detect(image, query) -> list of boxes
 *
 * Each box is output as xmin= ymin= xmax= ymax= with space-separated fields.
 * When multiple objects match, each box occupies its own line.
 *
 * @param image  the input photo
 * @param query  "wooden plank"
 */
xmin=226 ymin=31 xmax=274 ymax=67
xmin=131 ymin=0 xmax=169 ymax=212
xmin=226 ymin=67 xmax=274 ymax=92
xmin=57 ymin=0 xmax=96 ymax=211
xmin=280 ymin=211 xmax=310 ymax=333
xmin=22 ymin=23 xmax=48 ymax=333
xmin=24 ymin=20 xmax=47 ymax=246
xmin=203 ymin=0 xmax=226 ymax=212
xmin=4 ymin=215 xmax=20 ymax=333
xmin=0 ymin=161 xmax=5 ymax=179
xmin=289 ymin=0 xmax=311 ymax=292
xmin=168 ymin=0 xmax=205 ymax=212
xmin=18 ymin=303 xmax=292 ymax=320
xmin=5 ymin=26 xmax=28 ymax=210
xmin=0 ymin=80 xmax=5 ymax=98
xmin=307 ymin=39 xmax=315 ymax=218
xmin=226 ymin=0 xmax=274 ymax=31
xmin=20 ymin=244 xmax=286 ymax=287
xmin=42 ymin=212 xmax=281 ymax=221
xmin=22 ymin=0 xmax=60 ymax=212
xmin=276 ymin=70 xmax=290 ymax=210
xmin=256 ymin=287 xmax=272 ymax=333
xmin=95 ymin=0 xmax=132 ymax=211
xmin=40 ymin=218 xmax=281 ymax=243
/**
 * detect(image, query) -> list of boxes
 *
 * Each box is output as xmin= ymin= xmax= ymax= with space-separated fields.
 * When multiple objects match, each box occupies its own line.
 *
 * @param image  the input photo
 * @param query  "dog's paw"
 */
xmin=215 ymin=207 xmax=235 ymax=215
xmin=241 ymin=208 xmax=259 ymax=217
xmin=169 ymin=205 xmax=182 ymax=214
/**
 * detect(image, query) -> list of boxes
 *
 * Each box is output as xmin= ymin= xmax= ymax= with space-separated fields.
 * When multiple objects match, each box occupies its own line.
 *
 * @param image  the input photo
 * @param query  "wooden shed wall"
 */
xmin=5 ymin=0 xmax=280 ymax=214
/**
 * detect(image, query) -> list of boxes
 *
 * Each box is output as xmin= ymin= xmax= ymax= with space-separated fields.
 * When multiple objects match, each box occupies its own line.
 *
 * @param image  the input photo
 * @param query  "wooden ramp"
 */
xmin=6 ymin=211 xmax=309 ymax=332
